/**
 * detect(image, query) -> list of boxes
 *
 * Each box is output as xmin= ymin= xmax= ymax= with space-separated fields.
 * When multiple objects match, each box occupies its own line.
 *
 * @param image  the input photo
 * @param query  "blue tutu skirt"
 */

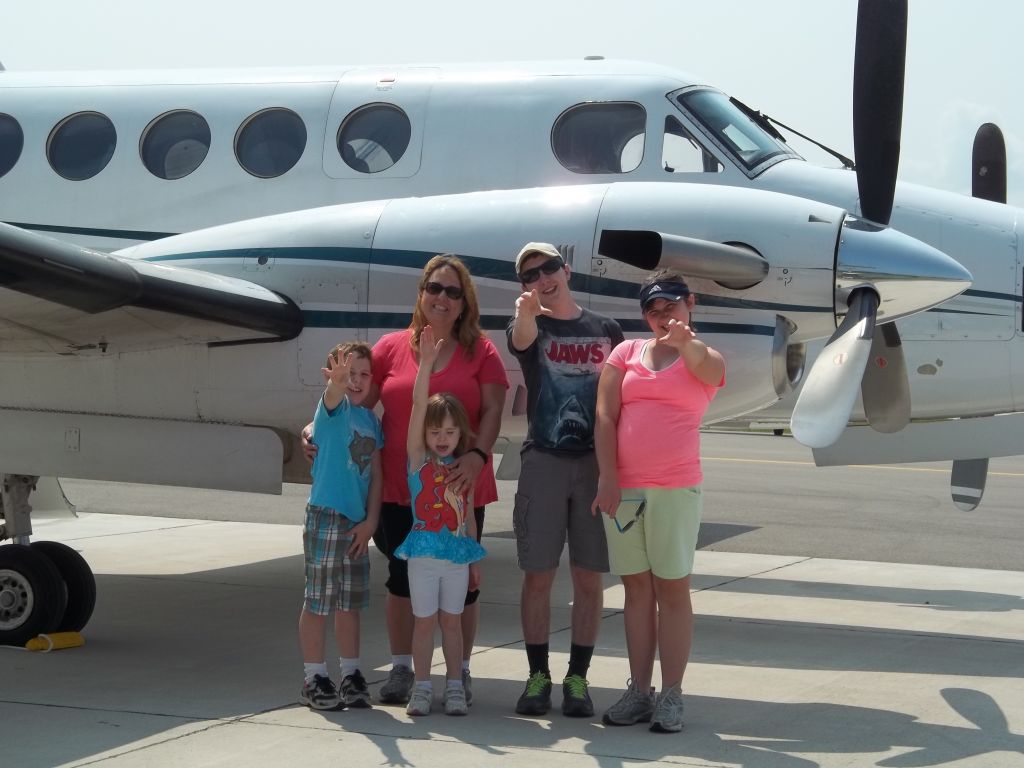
xmin=395 ymin=528 xmax=486 ymax=565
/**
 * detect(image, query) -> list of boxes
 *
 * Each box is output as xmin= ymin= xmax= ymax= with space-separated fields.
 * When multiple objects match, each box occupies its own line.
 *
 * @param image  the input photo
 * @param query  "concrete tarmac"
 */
xmin=3 ymin=433 xmax=1024 ymax=767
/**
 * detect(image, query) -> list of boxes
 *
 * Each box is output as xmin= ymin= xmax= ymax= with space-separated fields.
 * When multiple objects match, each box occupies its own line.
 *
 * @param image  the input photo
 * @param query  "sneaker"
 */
xmin=650 ymin=685 xmax=685 ymax=733
xmin=299 ymin=674 xmax=342 ymax=711
xmin=515 ymin=671 xmax=553 ymax=716
xmin=561 ymin=674 xmax=594 ymax=717
xmin=379 ymin=664 xmax=415 ymax=704
xmin=406 ymin=685 xmax=433 ymax=716
xmin=602 ymin=679 xmax=655 ymax=726
xmin=443 ymin=686 xmax=468 ymax=716
xmin=340 ymin=670 xmax=372 ymax=709
xmin=462 ymin=669 xmax=474 ymax=706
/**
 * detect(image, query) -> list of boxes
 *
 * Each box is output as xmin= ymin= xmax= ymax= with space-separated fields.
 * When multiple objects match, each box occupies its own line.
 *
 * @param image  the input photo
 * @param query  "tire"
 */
xmin=0 ymin=544 xmax=67 ymax=646
xmin=30 ymin=541 xmax=96 ymax=633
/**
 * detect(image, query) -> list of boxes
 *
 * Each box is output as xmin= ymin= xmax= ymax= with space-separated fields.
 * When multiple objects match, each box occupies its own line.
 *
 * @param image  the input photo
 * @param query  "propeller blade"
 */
xmin=853 ymin=0 xmax=908 ymax=225
xmin=791 ymin=290 xmax=878 ymax=448
xmin=951 ymin=458 xmax=988 ymax=511
xmin=861 ymin=321 xmax=910 ymax=432
xmin=940 ymin=688 xmax=1009 ymax=733
xmin=972 ymin=123 xmax=1007 ymax=204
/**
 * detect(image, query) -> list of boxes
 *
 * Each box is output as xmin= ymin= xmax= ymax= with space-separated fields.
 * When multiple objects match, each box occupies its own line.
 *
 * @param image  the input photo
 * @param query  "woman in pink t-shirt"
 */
xmin=592 ymin=270 xmax=724 ymax=733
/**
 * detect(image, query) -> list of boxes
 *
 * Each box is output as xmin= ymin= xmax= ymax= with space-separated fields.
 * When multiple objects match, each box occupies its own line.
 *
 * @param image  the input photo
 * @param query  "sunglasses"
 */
xmin=518 ymin=257 xmax=564 ymax=284
xmin=613 ymin=499 xmax=646 ymax=533
xmin=423 ymin=281 xmax=465 ymax=300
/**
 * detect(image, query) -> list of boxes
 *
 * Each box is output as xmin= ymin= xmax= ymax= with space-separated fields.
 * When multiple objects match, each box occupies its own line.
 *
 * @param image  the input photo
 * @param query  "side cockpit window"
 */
xmin=663 ymin=115 xmax=722 ymax=174
xmin=0 ymin=113 xmax=23 ymax=178
xmin=552 ymin=102 xmax=646 ymax=174
xmin=675 ymin=89 xmax=791 ymax=172
xmin=141 ymin=110 xmax=211 ymax=180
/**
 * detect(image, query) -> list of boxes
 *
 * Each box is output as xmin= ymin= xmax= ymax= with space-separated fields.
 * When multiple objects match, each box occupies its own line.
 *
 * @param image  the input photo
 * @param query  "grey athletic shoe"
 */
xmin=299 ymin=674 xmax=342 ymax=711
xmin=602 ymin=679 xmax=655 ymax=726
xmin=443 ymin=685 xmax=469 ymax=716
xmin=379 ymin=664 xmax=415 ymax=704
xmin=650 ymin=684 xmax=685 ymax=733
xmin=462 ymin=669 xmax=474 ymax=706
xmin=406 ymin=685 xmax=433 ymax=716
xmin=340 ymin=670 xmax=372 ymax=708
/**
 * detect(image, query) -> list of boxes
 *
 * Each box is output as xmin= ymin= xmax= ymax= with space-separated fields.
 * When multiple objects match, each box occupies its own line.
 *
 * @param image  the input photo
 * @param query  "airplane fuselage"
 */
xmin=1 ymin=60 xmax=1021 ymax=490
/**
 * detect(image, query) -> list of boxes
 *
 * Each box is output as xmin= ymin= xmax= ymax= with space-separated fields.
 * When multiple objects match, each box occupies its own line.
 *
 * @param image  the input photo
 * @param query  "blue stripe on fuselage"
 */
xmin=146 ymin=246 xmax=832 ymax=317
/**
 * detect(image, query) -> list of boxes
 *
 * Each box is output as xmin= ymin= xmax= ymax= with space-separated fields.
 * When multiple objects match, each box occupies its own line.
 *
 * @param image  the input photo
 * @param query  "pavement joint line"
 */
xmin=5 ymin=695 xmax=731 ymax=768
xmin=53 ymin=519 xmax=219 ymax=542
xmin=692 ymin=556 xmax=814 ymax=594
xmin=699 ymin=616 xmax=1024 ymax=645
xmin=102 ymin=572 xmax=296 ymax=591
xmin=0 ymin=700 xmax=299 ymax=768
xmin=705 ymin=456 xmax=1024 ymax=477
xmin=60 ymin=718 xmax=242 ymax=768
xmin=0 ymin=698 xmax=212 ymax=720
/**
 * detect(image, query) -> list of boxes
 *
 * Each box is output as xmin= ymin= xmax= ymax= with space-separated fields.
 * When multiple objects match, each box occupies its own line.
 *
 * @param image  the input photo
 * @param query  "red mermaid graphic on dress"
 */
xmin=410 ymin=458 xmax=466 ymax=535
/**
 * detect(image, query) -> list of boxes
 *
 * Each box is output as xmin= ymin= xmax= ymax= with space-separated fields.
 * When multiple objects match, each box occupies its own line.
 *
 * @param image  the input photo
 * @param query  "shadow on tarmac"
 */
xmin=4 ymin=549 xmax=1023 ymax=767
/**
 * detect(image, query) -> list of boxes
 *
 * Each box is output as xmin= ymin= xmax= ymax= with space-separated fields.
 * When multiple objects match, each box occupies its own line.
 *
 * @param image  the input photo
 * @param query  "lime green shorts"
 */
xmin=601 ymin=486 xmax=702 ymax=579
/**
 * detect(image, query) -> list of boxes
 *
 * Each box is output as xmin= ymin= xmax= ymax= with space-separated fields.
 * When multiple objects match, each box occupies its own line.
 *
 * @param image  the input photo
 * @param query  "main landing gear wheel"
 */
xmin=0 ymin=544 xmax=67 ymax=647
xmin=30 ymin=541 xmax=96 ymax=632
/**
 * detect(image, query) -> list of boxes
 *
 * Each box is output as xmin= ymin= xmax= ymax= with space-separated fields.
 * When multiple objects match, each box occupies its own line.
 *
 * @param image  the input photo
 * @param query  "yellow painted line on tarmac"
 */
xmin=704 ymin=456 xmax=1024 ymax=477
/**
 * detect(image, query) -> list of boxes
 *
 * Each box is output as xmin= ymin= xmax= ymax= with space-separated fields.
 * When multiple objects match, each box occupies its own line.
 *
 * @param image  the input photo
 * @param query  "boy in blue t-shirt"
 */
xmin=299 ymin=341 xmax=383 ymax=711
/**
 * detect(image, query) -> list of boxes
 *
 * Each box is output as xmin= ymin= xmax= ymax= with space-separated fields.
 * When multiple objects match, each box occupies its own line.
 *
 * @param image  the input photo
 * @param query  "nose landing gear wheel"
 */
xmin=0 ymin=544 xmax=66 ymax=647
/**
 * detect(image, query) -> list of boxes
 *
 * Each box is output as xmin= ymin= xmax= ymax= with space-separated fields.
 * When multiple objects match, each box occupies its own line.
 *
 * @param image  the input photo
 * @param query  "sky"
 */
xmin=2 ymin=0 xmax=1021 ymax=205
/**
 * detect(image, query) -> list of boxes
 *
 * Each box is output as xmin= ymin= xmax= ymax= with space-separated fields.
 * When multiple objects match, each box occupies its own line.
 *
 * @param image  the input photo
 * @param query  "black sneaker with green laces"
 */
xmin=561 ymin=674 xmax=594 ymax=717
xmin=515 ymin=671 xmax=553 ymax=715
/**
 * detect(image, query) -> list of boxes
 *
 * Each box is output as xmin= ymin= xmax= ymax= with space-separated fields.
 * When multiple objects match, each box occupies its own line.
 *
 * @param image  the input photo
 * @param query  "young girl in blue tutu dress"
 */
xmin=396 ymin=324 xmax=486 ymax=717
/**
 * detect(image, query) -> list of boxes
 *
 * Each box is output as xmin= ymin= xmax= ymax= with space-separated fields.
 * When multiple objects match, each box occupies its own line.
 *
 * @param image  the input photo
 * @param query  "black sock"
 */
xmin=525 ymin=643 xmax=550 ymax=676
xmin=567 ymin=643 xmax=594 ymax=679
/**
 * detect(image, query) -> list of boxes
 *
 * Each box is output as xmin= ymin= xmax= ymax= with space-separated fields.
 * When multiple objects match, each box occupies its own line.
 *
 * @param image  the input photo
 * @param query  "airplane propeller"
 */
xmin=972 ymin=122 xmax=1007 ymax=204
xmin=791 ymin=0 xmax=915 ymax=447
xmin=852 ymin=0 xmax=907 ymax=227
xmin=946 ymin=123 xmax=1009 ymax=510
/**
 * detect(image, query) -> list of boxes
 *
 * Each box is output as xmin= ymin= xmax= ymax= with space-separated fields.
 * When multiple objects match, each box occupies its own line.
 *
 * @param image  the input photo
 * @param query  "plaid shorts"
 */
xmin=303 ymin=504 xmax=371 ymax=615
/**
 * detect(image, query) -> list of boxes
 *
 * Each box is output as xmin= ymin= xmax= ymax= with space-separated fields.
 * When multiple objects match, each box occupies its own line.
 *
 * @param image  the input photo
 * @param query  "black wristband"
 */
xmin=468 ymin=447 xmax=488 ymax=463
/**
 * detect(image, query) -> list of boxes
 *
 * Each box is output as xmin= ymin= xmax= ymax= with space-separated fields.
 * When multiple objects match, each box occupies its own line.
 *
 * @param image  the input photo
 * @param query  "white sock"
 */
xmin=446 ymin=679 xmax=464 ymax=690
xmin=340 ymin=657 xmax=360 ymax=678
xmin=393 ymin=655 xmax=413 ymax=669
xmin=303 ymin=662 xmax=328 ymax=682
xmin=414 ymin=680 xmax=433 ymax=692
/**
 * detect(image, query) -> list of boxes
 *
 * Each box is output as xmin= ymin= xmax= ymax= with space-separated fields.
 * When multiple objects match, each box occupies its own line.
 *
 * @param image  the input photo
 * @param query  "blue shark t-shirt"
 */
xmin=507 ymin=308 xmax=624 ymax=454
xmin=308 ymin=396 xmax=383 ymax=522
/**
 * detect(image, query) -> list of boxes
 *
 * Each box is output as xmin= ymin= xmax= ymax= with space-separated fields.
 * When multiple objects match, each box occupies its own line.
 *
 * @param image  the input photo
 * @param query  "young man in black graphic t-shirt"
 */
xmin=506 ymin=242 xmax=624 ymax=719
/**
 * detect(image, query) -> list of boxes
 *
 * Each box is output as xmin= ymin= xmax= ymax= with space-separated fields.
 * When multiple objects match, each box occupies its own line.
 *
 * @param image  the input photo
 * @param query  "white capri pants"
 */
xmin=407 ymin=557 xmax=470 ymax=617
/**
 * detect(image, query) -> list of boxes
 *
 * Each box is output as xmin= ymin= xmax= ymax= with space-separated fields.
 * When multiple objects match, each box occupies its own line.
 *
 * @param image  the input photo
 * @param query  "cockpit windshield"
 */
xmin=675 ymin=89 xmax=796 ymax=172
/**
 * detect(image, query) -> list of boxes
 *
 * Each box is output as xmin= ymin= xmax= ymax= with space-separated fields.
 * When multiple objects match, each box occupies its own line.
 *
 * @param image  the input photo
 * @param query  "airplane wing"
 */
xmin=0 ymin=222 xmax=303 ymax=354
